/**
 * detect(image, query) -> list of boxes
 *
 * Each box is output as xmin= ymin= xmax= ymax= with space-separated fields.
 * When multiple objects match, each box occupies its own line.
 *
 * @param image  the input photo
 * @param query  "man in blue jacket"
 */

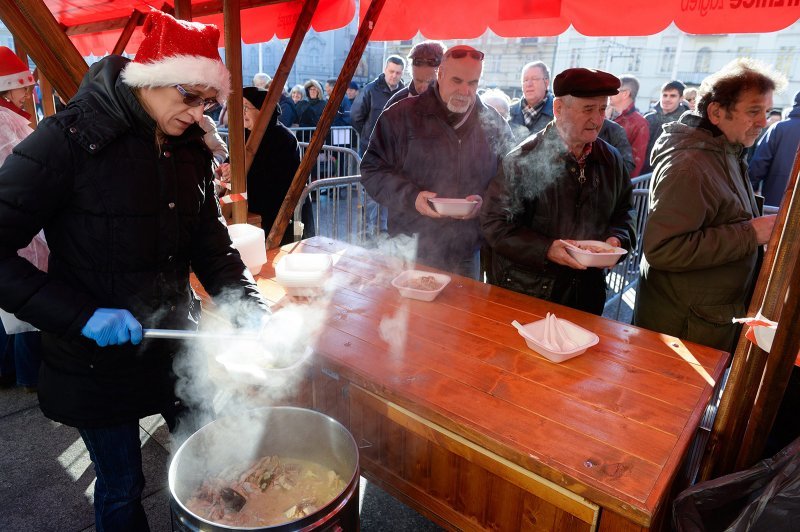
xmin=749 ymin=91 xmax=800 ymax=207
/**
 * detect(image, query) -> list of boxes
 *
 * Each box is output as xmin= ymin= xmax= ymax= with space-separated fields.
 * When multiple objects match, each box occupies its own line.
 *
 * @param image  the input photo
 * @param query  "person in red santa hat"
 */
xmin=0 ymin=46 xmax=46 ymax=394
xmin=0 ymin=10 xmax=269 ymax=531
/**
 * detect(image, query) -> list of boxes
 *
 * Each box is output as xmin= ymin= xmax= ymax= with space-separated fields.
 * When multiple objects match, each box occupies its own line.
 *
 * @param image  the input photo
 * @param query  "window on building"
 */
xmin=660 ymin=46 xmax=675 ymax=73
xmin=695 ymin=47 xmax=711 ymax=73
xmin=737 ymin=46 xmax=753 ymax=58
xmin=488 ymin=54 xmax=502 ymax=74
xmin=626 ymin=48 xmax=642 ymax=72
xmin=776 ymin=46 xmax=795 ymax=76
xmin=569 ymin=47 xmax=582 ymax=68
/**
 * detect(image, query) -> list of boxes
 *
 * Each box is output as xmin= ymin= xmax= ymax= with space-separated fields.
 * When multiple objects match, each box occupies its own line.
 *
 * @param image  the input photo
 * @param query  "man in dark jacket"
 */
xmin=325 ymin=78 xmax=352 ymax=127
xmin=482 ymin=68 xmax=636 ymax=315
xmin=361 ymin=45 xmax=513 ymax=279
xmin=350 ymin=55 xmax=405 ymax=151
xmin=385 ymin=41 xmax=446 ymax=109
xmin=642 ymin=79 xmax=690 ymax=173
xmin=508 ymin=61 xmax=554 ymax=140
xmin=634 ymin=59 xmax=783 ymax=352
xmin=0 ymin=12 xmax=269 ymax=531
xmin=749 ymin=91 xmax=800 ymax=207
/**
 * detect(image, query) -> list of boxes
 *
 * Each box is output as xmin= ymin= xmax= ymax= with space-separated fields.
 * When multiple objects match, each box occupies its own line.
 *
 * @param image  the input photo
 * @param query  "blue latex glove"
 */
xmin=81 ymin=308 xmax=143 ymax=347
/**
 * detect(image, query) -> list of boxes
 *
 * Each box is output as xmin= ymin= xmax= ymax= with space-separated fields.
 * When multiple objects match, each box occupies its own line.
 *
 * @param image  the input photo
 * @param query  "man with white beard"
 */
xmin=482 ymin=68 xmax=636 ymax=314
xmin=360 ymin=45 xmax=513 ymax=279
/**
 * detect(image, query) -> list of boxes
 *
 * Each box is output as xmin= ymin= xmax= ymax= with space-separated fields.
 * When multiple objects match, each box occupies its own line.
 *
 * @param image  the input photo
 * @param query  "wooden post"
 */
xmin=737 ymin=197 xmax=800 ymax=467
xmin=112 ymin=10 xmax=143 ymax=55
xmin=223 ymin=0 xmax=247 ymax=224
xmin=700 ymin=145 xmax=800 ymax=479
xmin=0 ymin=1 xmax=82 ymax=99
xmin=266 ymin=0 xmax=390 ymax=249
xmin=12 ymin=38 xmax=37 ymax=127
xmin=174 ymin=0 xmax=193 ymax=20
xmin=38 ymin=73 xmax=56 ymax=117
xmin=12 ymin=0 xmax=87 ymax=99
xmin=243 ymin=0 xmax=321 ymax=177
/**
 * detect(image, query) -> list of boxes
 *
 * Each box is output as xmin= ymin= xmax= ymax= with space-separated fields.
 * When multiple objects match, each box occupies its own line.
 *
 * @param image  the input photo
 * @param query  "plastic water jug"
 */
xmin=227 ymin=223 xmax=267 ymax=275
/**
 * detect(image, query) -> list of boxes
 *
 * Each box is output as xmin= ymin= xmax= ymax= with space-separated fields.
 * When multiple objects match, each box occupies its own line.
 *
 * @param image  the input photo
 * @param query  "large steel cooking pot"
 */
xmin=169 ymin=407 xmax=359 ymax=531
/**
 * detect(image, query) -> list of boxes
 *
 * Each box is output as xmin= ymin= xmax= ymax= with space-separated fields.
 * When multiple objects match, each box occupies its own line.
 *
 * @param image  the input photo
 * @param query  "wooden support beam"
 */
xmin=64 ymin=0 xmax=292 ymax=36
xmin=12 ymin=38 xmax=38 ymax=127
xmin=38 ymin=73 xmax=57 ymax=118
xmin=174 ymin=0 xmax=193 ymax=20
xmin=699 ymin=145 xmax=800 ymax=479
xmin=0 ymin=1 xmax=81 ymax=99
xmin=223 ymin=0 xmax=247 ymax=224
xmin=266 ymin=0 xmax=389 ymax=249
xmin=243 ymin=0 xmax=320 ymax=176
xmin=3 ymin=0 xmax=87 ymax=100
xmin=737 ymin=177 xmax=800 ymax=466
xmin=112 ymin=10 xmax=144 ymax=56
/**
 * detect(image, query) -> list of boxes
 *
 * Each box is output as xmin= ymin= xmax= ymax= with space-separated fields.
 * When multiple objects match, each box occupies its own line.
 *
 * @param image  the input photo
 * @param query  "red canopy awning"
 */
xmin=361 ymin=0 xmax=800 ymax=40
xmin=48 ymin=0 xmax=800 ymax=56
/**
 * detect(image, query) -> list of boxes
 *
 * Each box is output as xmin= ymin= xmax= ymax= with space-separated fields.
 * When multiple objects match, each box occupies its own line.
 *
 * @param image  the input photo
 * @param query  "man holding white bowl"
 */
xmin=360 ymin=45 xmax=513 ymax=280
xmin=481 ymin=68 xmax=636 ymax=315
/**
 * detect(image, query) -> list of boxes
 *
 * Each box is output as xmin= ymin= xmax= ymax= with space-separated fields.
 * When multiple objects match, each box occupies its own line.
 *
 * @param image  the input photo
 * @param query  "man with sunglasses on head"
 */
xmin=385 ymin=41 xmax=446 ymax=109
xmin=482 ymin=68 xmax=636 ymax=315
xmin=361 ymin=45 xmax=513 ymax=280
xmin=0 ymin=11 xmax=269 ymax=531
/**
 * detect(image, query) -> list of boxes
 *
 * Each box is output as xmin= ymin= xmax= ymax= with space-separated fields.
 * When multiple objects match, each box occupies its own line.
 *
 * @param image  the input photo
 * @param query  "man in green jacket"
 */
xmin=634 ymin=58 xmax=786 ymax=353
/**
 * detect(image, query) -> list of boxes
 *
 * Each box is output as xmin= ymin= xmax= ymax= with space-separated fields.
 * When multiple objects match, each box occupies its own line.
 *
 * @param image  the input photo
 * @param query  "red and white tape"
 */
xmin=220 ymin=192 xmax=247 ymax=205
xmin=214 ymin=179 xmax=232 ymax=190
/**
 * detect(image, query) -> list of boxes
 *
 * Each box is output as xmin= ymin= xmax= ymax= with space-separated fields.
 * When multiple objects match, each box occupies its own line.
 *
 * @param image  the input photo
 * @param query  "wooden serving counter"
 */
xmin=197 ymin=237 xmax=729 ymax=531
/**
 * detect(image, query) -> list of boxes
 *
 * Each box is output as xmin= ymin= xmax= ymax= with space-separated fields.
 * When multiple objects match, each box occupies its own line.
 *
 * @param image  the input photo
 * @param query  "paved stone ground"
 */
xmin=0 ymin=386 xmax=442 ymax=531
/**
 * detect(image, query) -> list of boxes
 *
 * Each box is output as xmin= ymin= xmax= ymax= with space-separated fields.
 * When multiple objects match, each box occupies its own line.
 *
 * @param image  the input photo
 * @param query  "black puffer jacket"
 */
xmin=0 ymin=56 xmax=267 ymax=428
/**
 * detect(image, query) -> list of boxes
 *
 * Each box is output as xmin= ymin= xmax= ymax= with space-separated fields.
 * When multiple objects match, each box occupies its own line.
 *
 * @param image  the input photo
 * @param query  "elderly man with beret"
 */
xmin=482 ymin=68 xmax=636 ymax=314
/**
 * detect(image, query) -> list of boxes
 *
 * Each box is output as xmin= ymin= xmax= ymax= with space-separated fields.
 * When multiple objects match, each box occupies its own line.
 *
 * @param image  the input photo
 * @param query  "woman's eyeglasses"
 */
xmin=174 ymin=84 xmax=220 ymax=112
xmin=412 ymin=58 xmax=441 ymax=67
xmin=445 ymin=49 xmax=485 ymax=61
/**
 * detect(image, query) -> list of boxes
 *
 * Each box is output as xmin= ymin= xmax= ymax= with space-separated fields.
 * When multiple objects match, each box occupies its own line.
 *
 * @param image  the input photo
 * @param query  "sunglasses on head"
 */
xmin=174 ymin=84 xmax=220 ymax=112
xmin=446 ymin=49 xmax=485 ymax=61
xmin=412 ymin=57 xmax=441 ymax=67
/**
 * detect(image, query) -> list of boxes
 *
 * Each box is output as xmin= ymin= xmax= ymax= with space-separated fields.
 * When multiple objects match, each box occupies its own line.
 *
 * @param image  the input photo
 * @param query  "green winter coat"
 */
xmin=633 ymin=114 xmax=762 ymax=352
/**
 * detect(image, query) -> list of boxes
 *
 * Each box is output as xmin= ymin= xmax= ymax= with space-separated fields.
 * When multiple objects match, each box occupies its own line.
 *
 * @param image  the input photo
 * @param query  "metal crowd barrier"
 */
xmin=603 ymin=174 xmax=652 ymax=321
xmin=293 ymin=174 xmax=376 ymax=244
xmin=289 ymin=126 xmax=361 ymax=155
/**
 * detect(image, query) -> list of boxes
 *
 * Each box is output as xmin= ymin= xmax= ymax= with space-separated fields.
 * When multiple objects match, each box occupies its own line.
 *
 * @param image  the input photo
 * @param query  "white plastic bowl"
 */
xmin=391 ymin=270 xmax=451 ymax=302
xmin=428 ymin=198 xmax=478 ymax=217
xmin=516 ymin=317 xmax=599 ymax=363
xmin=274 ymin=253 xmax=333 ymax=296
xmin=564 ymin=240 xmax=627 ymax=268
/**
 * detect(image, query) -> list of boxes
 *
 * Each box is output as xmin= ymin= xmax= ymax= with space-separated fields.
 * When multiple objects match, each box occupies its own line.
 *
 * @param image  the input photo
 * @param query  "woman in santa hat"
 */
xmin=0 ymin=11 xmax=269 ymax=531
xmin=0 ymin=46 xmax=45 ymax=394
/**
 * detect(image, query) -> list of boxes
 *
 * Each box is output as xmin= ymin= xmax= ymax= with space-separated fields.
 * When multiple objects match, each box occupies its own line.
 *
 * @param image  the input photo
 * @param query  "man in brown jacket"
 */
xmin=634 ymin=58 xmax=785 ymax=353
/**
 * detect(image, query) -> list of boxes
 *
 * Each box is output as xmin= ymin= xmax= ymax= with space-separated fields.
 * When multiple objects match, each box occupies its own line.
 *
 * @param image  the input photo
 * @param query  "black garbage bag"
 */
xmin=674 ymin=436 xmax=800 ymax=531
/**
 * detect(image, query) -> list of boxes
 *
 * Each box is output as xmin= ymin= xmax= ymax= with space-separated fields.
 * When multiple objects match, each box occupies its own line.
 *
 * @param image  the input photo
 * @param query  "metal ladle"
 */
xmin=142 ymin=329 xmax=261 ymax=342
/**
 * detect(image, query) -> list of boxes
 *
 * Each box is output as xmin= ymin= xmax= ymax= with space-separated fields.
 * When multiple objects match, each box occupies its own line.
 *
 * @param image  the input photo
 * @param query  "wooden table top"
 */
xmin=205 ymin=236 xmax=730 ymax=526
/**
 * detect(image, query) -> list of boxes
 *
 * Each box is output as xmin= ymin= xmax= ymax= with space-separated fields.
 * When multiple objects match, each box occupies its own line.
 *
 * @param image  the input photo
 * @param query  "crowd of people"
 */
xmin=2 ymin=9 xmax=800 ymax=531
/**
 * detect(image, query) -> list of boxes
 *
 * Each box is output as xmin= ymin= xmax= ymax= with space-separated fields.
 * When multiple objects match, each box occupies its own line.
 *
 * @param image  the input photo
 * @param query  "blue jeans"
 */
xmin=0 ymin=322 xmax=41 ymax=387
xmin=79 ymin=423 xmax=150 ymax=532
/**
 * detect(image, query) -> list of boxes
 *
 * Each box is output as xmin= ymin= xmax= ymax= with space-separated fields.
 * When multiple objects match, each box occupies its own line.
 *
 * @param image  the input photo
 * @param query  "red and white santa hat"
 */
xmin=0 ymin=46 xmax=35 ymax=92
xmin=121 ymin=10 xmax=230 ymax=102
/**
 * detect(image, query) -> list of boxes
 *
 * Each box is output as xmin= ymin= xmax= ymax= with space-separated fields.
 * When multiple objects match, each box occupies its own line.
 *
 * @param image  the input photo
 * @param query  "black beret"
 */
xmin=553 ymin=68 xmax=620 ymax=98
